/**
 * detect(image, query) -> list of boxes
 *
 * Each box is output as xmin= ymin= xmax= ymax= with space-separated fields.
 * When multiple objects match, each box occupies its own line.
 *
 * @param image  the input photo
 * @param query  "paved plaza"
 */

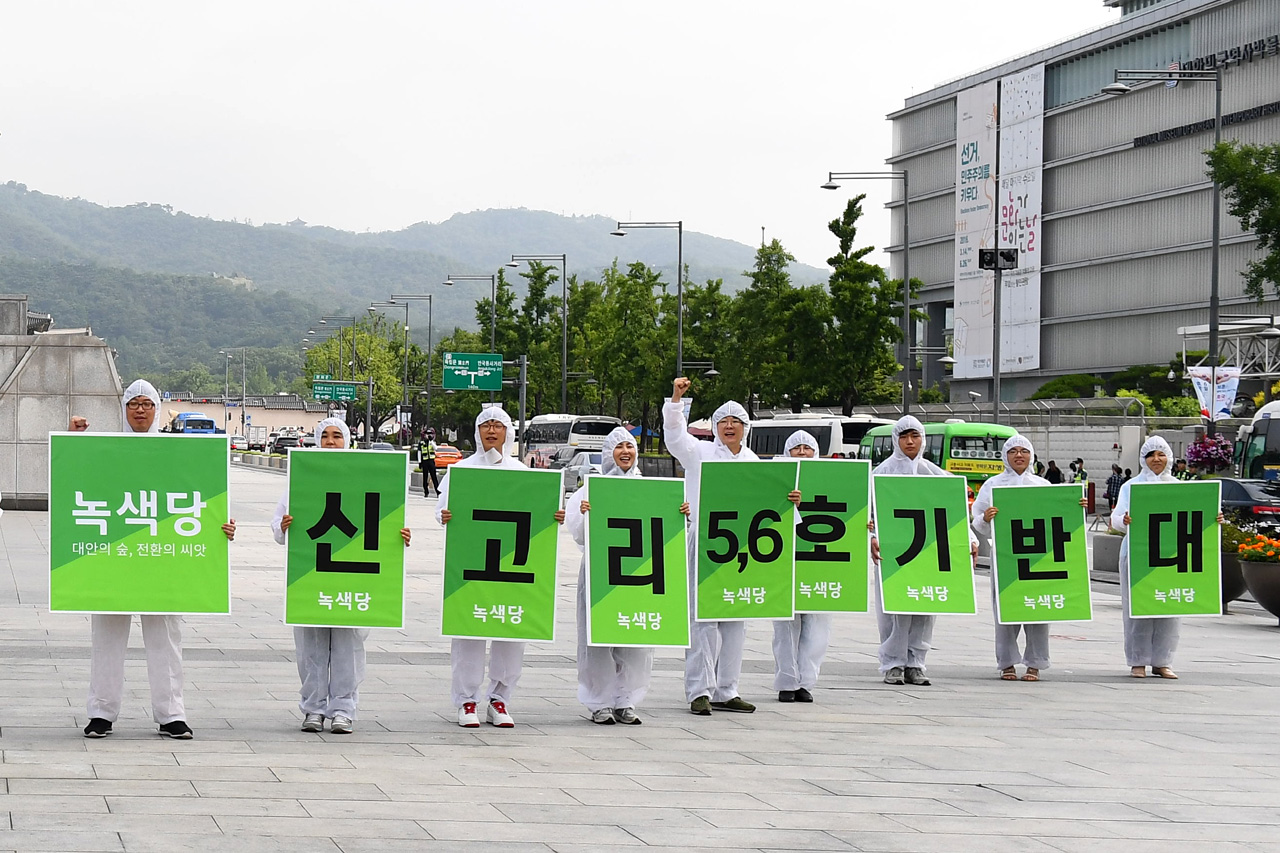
xmin=1 ymin=465 xmax=1278 ymax=852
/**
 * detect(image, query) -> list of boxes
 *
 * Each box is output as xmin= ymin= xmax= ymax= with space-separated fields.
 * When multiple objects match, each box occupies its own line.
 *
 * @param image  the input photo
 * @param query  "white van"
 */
xmin=523 ymin=414 xmax=623 ymax=452
xmin=748 ymin=412 xmax=894 ymax=458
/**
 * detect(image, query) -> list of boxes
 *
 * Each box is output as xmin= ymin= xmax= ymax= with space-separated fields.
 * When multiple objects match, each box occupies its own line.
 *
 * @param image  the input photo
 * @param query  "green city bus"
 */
xmin=858 ymin=420 xmax=1018 ymax=489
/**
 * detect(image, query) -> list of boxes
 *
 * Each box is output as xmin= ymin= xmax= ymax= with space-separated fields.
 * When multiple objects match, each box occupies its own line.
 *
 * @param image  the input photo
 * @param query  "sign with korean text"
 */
xmin=584 ymin=476 xmax=689 ymax=647
xmin=696 ymin=461 xmax=797 ymax=621
xmin=443 ymin=352 xmax=504 ymax=391
xmin=1127 ymin=481 xmax=1221 ymax=618
xmin=312 ymin=380 xmax=358 ymax=402
xmin=284 ymin=450 xmax=408 ymax=628
xmin=49 ymin=433 xmax=230 ymax=613
xmin=793 ymin=459 xmax=870 ymax=613
xmin=873 ymin=474 xmax=976 ymax=614
xmin=442 ymin=466 xmax=562 ymax=640
xmin=990 ymin=485 xmax=1091 ymax=624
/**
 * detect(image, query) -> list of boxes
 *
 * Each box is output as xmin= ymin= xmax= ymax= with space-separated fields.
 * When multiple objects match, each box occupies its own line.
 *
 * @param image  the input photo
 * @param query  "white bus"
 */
xmin=748 ymin=412 xmax=894 ymax=458
xmin=522 ymin=414 xmax=623 ymax=453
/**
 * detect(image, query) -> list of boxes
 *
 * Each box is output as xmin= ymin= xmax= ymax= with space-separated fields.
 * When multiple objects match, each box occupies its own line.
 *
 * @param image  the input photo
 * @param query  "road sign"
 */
xmin=313 ymin=373 xmax=333 ymax=381
xmin=312 ymin=381 xmax=358 ymax=402
xmin=443 ymin=352 xmax=504 ymax=391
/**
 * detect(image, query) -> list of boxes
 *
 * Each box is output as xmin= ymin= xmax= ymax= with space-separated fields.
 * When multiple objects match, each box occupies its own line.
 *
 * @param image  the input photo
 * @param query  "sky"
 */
xmin=1 ymin=0 xmax=1121 ymax=270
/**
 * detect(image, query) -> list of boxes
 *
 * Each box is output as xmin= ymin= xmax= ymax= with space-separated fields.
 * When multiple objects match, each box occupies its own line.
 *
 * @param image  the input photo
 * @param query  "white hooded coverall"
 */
xmin=871 ymin=416 xmax=978 ymax=673
xmin=662 ymin=397 xmax=759 ymax=703
xmin=969 ymin=434 xmax=1053 ymax=672
xmin=771 ymin=429 xmax=833 ymax=692
xmin=270 ymin=417 xmax=369 ymax=720
xmin=435 ymin=406 xmax=529 ymax=708
xmin=565 ymin=426 xmax=655 ymax=713
xmin=1111 ymin=435 xmax=1183 ymax=668
xmin=86 ymin=379 xmax=187 ymax=725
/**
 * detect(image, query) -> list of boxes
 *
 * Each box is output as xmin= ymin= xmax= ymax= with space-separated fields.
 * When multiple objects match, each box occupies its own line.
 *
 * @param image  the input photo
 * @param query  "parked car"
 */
xmin=367 ymin=442 xmax=396 ymax=451
xmin=271 ymin=435 xmax=301 ymax=454
xmin=434 ymin=444 xmax=463 ymax=469
xmin=547 ymin=445 xmax=578 ymax=473
xmin=563 ymin=451 xmax=603 ymax=492
xmin=1218 ymin=478 xmax=1280 ymax=528
xmin=229 ymin=435 xmax=248 ymax=451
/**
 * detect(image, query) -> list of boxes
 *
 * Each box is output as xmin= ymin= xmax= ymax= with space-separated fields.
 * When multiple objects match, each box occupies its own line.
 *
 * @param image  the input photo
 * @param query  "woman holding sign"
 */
xmin=663 ymin=377 xmax=761 ymax=716
xmin=566 ymin=426 xmax=690 ymax=725
xmin=437 ymin=406 xmax=565 ymax=728
xmin=71 ymin=379 xmax=237 ymax=740
xmin=870 ymin=416 xmax=977 ymax=686
xmin=271 ymin=417 xmax=412 ymax=734
xmin=771 ymin=429 xmax=831 ymax=703
xmin=1110 ymin=436 xmax=1221 ymax=679
xmin=970 ymin=434 xmax=1085 ymax=682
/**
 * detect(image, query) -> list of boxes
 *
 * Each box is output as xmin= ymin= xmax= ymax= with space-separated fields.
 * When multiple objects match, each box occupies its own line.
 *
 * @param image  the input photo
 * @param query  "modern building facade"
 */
xmin=887 ymin=0 xmax=1279 ymax=402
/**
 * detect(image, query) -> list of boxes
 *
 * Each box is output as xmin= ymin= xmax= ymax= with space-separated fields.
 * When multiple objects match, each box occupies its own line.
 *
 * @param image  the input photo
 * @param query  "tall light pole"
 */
xmin=508 ymin=253 xmax=569 ymax=412
xmin=390 ymin=294 xmax=435 ymax=428
xmin=1103 ymin=67 xmax=1224 ymax=436
xmin=217 ymin=351 xmax=233 ymax=432
xmin=444 ymin=274 xmax=496 ymax=402
xmin=319 ymin=316 xmax=357 ymax=381
xmin=822 ymin=171 xmax=912 ymax=415
xmin=612 ymin=220 xmax=683 ymax=376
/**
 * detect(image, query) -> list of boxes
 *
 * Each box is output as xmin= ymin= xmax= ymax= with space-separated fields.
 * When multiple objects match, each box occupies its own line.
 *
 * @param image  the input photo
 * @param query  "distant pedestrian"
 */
xmin=1105 ymin=464 xmax=1124 ymax=511
xmin=1124 ymin=467 xmax=1133 ymax=482
xmin=1073 ymin=458 xmax=1089 ymax=483
xmin=1045 ymin=460 xmax=1063 ymax=484
xmin=419 ymin=429 xmax=439 ymax=496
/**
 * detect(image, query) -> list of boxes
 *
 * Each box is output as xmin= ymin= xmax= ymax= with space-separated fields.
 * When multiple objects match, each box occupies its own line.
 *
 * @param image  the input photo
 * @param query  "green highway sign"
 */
xmin=312 ymin=381 xmax=358 ymax=402
xmin=443 ymin=352 xmax=504 ymax=391
xmin=313 ymin=373 xmax=333 ymax=381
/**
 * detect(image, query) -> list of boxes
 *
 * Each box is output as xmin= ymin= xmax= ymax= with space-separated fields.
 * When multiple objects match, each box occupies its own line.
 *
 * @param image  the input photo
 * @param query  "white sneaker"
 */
xmin=458 ymin=702 xmax=480 ymax=728
xmin=301 ymin=713 xmax=324 ymax=733
xmin=590 ymin=708 xmax=616 ymax=725
xmin=486 ymin=700 xmax=515 ymax=728
xmin=330 ymin=714 xmax=353 ymax=734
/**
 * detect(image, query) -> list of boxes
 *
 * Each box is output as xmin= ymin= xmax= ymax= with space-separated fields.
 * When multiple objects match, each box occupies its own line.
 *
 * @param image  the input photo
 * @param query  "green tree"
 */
xmin=1207 ymin=141 xmax=1280 ymax=300
xmin=1030 ymin=373 xmax=1101 ymax=399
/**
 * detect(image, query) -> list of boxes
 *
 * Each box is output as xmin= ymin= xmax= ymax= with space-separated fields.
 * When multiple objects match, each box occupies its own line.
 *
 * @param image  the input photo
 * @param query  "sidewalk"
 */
xmin=1 ymin=466 xmax=1278 ymax=852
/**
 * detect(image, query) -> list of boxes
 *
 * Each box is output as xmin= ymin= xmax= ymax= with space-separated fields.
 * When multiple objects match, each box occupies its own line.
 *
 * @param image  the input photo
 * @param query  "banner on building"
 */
xmin=1188 ymin=365 xmax=1242 ymax=422
xmin=996 ymin=64 xmax=1044 ymax=374
xmin=953 ymin=81 xmax=999 ymax=380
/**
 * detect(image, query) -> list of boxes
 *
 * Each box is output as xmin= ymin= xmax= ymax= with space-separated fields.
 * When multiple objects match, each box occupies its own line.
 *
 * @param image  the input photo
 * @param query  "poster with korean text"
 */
xmin=873 ymin=474 xmax=976 ymax=614
xmin=584 ymin=476 xmax=689 ymax=647
xmin=696 ymin=461 xmax=796 ymax=621
xmin=794 ymin=459 xmax=870 ymax=613
xmin=441 ymin=466 xmax=562 ymax=641
xmin=285 ymin=449 xmax=408 ymax=628
xmin=1127 ymin=481 xmax=1221 ymax=618
xmin=990 ymin=484 xmax=1091 ymax=624
xmin=49 ymin=433 xmax=230 ymax=613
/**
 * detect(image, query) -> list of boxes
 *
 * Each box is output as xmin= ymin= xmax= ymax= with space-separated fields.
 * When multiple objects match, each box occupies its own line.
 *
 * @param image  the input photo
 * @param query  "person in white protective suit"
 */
xmin=271 ymin=417 xmax=412 ymax=734
xmin=1110 ymin=435 xmax=1222 ymax=680
xmin=970 ymin=434 xmax=1086 ymax=682
xmin=664 ymin=376 xmax=798 ymax=716
xmin=771 ymin=429 xmax=831 ymax=703
xmin=565 ymin=426 xmax=691 ymax=725
xmin=436 ymin=406 xmax=565 ymax=727
xmin=870 ymin=415 xmax=977 ymax=686
xmin=71 ymin=379 xmax=237 ymax=740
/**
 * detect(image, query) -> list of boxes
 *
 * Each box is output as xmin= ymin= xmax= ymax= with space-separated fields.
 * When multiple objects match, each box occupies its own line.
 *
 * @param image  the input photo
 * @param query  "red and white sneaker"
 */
xmin=458 ymin=702 xmax=480 ymax=728
xmin=486 ymin=700 xmax=515 ymax=728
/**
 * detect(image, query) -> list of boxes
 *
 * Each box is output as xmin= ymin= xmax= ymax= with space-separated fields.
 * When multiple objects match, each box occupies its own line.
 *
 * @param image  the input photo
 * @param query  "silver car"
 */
xmin=563 ymin=451 xmax=603 ymax=493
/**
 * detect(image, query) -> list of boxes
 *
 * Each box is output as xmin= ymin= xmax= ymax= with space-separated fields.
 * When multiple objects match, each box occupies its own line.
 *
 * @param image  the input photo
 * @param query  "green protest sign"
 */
xmin=990 ymin=485 xmax=1092 ymax=624
xmin=1127 ymin=481 xmax=1221 ymax=618
xmin=442 ymin=466 xmax=562 ymax=641
xmin=49 ymin=433 xmax=230 ymax=613
xmin=696 ymin=461 xmax=797 ymax=621
xmin=284 ymin=449 xmax=408 ymax=628
xmin=584 ymin=476 xmax=689 ymax=647
xmin=794 ymin=459 xmax=871 ymax=613
xmin=873 ymin=474 xmax=976 ymax=614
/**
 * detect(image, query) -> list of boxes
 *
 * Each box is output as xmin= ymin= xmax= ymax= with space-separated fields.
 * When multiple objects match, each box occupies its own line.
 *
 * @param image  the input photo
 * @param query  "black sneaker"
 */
xmin=710 ymin=696 xmax=756 ymax=713
xmin=158 ymin=720 xmax=194 ymax=739
xmin=83 ymin=718 xmax=112 ymax=738
xmin=778 ymin=690 xmax=796 ymax=703
xmin=794 ymin=688 xmax=813 ymax=703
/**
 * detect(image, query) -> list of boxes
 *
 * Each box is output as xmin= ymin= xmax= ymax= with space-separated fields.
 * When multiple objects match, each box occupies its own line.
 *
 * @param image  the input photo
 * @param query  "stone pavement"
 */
xmin=1 ymin=465 xmax=1279 ymax=852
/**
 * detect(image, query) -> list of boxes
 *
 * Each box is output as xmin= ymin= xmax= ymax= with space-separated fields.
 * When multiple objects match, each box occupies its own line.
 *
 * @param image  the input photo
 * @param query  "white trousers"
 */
xmin=87 ymin=614 xmax=185 ymax=724
xmin=683 ymin=534 xmax=745 ymax=702
xmin=576 ymin=565 xmax=653 ymax=712
xmin=990 ymin=580 xmax=1051 ymax=670
xmin=451 ymin=638 xmax=524 ymax=707
xmin=295 ymin=626 xmax=368 ymax=719
xmin=1119 ymin=552 xmax=1180 ymax=667
xmin=772 ymin=614 xmax=832 ymax=690
xmin=874 ymin=568 xmax=935 ymax=672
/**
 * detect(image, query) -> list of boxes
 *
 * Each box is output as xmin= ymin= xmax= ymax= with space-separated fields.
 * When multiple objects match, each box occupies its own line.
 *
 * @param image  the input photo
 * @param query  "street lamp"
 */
xmin=390 ymin=294 xmax=435 ymax=429
xmin=823 ymin=171 xmax=912 ymax=415
xmin=612 ymin=220 xmax=684 ymax=375
xmin=444 ymin=274 xmax=496 ymax=402
xmin=509 ymin=253 xmax=569 ymax=412
xmin=219 ymin=347 xmax=247 ymax=431
xmin=1103 ymin=66 xmax=1223 ymax=435
xmin=217 ymin=351 xmax=233 ymax=431
xmin=319 ymin=316 xmax=358 ymax=382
